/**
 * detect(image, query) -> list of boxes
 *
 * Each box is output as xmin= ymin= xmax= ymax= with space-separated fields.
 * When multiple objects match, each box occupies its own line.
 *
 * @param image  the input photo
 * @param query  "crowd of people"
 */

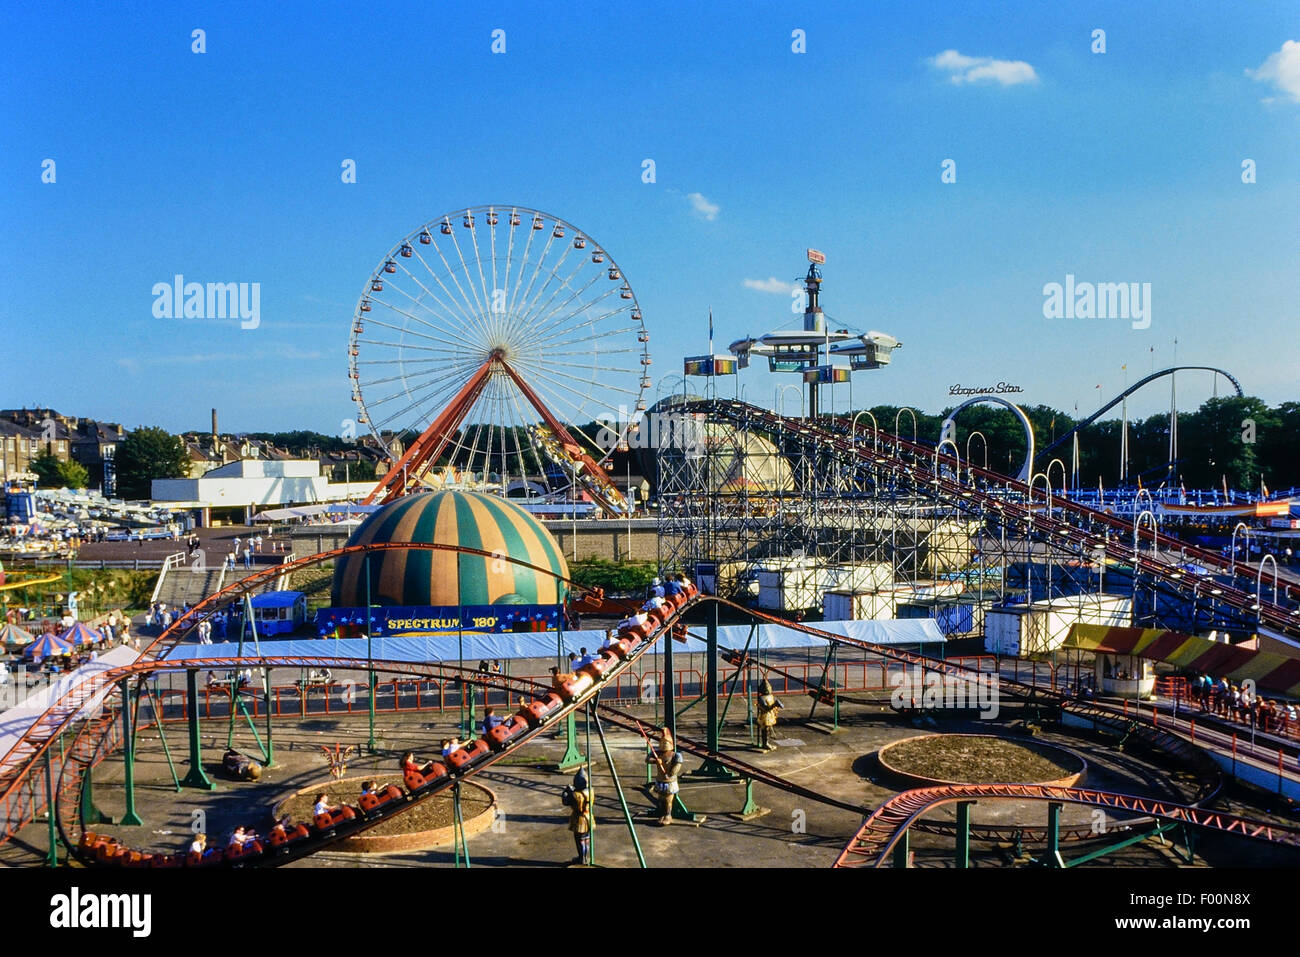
xmin=1190 ymin=673 xmax=1298 ymax=734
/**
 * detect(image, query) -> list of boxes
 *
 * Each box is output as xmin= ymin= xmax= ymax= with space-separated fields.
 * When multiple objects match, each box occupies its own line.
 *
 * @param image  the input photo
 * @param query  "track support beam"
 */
xmin=180 ymin=670 xmax=214 ymax=791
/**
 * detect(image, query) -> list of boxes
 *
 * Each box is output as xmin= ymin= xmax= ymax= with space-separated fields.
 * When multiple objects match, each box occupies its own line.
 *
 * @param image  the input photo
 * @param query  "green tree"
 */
xmin=115 ymin=426 xmax=189 ymax=499
xmin=1178 ymin=397 xmax=1274 ymax=491
xmin=57 ymin=458 xmax=90 ymax=489
xmin=30 ymin=448 xmax=89 ymax=489
xmin=333 ymin=458 xmax=376 ymax=482
xmin=30 ymin=447 xmax=63 ymax=488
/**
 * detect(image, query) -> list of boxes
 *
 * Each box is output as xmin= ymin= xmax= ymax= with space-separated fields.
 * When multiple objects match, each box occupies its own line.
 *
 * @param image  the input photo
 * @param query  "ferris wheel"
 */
xmin=349 ymin=205 xmax=651 ymax=507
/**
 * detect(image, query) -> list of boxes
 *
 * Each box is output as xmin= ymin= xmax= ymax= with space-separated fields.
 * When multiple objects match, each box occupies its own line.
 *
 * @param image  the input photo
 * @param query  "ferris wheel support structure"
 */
xmin=349 ymin=205 xmax=649 ymax=513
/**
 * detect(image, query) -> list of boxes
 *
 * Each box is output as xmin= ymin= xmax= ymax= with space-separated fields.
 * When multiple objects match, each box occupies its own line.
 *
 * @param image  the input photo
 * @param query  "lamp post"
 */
xmin=894 ymin=407 xmax=917 ymax=444
xmin=1030 ymin=472 xmax=1054 ymax=605
xmin=1047 ymin=458 xmax=1068 ymax=498
xmin=775 ymin=384 xmax=802 ymax=420
xmin=851 ymin=410 xmax=878 ymax=453
xmin=1230 ymin=522 xmax=1251 ymax=577
xmin=934 ymin=439 xmax=961 ymax=486
xmin=965 ymin=430 xmax=988 ymax=480
xmin=1256 ymin=554 xmax=1279 ymax=613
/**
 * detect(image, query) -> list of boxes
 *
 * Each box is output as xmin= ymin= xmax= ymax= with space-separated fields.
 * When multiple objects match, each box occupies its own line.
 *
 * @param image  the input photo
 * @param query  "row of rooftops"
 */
xmin=0 ymin=409 xmax=126 ymax=449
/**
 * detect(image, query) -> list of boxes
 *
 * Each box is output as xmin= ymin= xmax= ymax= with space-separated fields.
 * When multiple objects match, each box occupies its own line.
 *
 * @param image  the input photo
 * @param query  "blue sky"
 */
xmin=3 ymin=1 xmax=1298 ymax=436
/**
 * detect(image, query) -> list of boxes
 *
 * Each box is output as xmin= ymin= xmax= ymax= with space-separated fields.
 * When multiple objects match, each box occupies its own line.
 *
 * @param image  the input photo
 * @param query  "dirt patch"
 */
xmin=878 ymin=733 xmax=1085 ymax=788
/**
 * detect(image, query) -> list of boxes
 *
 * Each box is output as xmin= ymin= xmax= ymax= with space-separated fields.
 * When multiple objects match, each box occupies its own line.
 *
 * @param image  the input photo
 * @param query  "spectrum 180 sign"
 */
xmin=314 ymin=605 xmax=563 ymax=636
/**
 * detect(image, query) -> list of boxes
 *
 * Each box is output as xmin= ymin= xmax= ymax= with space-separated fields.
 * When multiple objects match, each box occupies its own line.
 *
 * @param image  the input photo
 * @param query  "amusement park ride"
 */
xmin=349 ymin=205 xmax=646 ymax=514
xmin=4 ymin=206 xmax=1300 ymax=871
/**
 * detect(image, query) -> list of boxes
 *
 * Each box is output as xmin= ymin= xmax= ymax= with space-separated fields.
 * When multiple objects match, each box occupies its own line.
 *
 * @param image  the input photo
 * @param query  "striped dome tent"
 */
xmin=331 ymin=491 xmax=568 ymax=608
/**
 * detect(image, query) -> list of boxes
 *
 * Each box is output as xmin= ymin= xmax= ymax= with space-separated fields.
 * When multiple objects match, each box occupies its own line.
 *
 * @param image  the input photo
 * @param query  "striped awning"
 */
xmin=1064 ymin=624 xmax=1300 ymax=698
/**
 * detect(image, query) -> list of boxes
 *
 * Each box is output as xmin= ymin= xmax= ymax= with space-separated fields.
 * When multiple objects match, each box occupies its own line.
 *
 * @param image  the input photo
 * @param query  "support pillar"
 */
xmin=893 ymin=829 xmax=911 ymax=869
xmin=118 ymin=678 xmax=142 ymax=826
xmin=143 ymin=685 xmax=182 ymax=791
xmin=592 ymin=702 xmax=646 ymax=867
xmin=44 ymin=750 xmax=58 ymax=867
xmin=180 ymin=669 xmax=214 ymax=791
xmin=692 ymin=605 xmax=735 ymax=780
xmin=452 ymin=780 xmax=471 ymax=868
xmin=663 ymin=620 xmax=676 ymax=742
xmin=556 ymin=711 xmax=586 ymax=772
xmin=954 ymin=800 xmax=972 ymax=869
xmin=1045 ymin=801 xmax=1065 ymax=868
xmin=79 ymin=763 xmax=109 ymax=826
xmin=263 ymin=667 xmax=275 ymax=768
xmin=733 ymin=777 xmax=768 ymax=821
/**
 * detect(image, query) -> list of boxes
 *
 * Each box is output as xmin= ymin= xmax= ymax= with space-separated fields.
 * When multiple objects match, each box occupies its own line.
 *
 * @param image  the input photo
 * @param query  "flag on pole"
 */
xmin=708 ymin=309 xmax=714 ymax=356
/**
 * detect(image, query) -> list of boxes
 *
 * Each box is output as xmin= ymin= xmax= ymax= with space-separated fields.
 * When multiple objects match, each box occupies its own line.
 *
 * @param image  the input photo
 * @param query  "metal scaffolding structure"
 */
xmin=656 ymin=399 xmax=1300 ymax=645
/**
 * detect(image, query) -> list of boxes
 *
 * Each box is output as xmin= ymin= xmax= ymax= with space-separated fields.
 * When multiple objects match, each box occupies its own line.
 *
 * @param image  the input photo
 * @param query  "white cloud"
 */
xmin=743 ymin=277 xmax=798 ymax=295
xmin=1247 ymin=40 xmax=1300 ymax=103
xmin=687 ymin=192 xmax=720 ymax=221
xmin=928 ymin=49 xmax=1038 ymax=86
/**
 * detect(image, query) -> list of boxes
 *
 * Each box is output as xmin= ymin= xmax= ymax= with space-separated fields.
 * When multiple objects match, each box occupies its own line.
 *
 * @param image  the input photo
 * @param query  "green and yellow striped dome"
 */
xmin=331 ymin=491 xmax=568 ymax=607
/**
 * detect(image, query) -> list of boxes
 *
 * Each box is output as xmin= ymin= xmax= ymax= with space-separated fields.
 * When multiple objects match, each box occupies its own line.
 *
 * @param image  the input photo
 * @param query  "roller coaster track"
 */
xmin=688 ymin=399 xmax=1300 ymax=638
xmin=52 ymin=593 xmax=867 ymax=867
xmin=699 ymin=596 xmax=1228 ymax=846
xmin=1034 ymin=366 xmax=1243 ymax=466
xmin=0 ymin=557 xmax=1283 ymax=865
xmin=833 ymin=783 xmax=1300 ymax=868
xmin=54 ymin=658 xmax=556 ymax=865
xmin=10 ymin=586 xmax=1227 ymax=865
xmin=0 ymin=542 xmax=603 ymax=840
xmin=56 ymin=591 xmax=702 ymax=866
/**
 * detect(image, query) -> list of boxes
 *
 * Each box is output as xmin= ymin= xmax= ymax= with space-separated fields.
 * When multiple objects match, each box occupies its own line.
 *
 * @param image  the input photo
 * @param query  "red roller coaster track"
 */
xmin=2 ymin=522 xmax=1289 ymax=868
xmin=833 ymin=783 xmax=1300 ymax=868
xmin=4 ymin=580 xmax=1293 ymax=867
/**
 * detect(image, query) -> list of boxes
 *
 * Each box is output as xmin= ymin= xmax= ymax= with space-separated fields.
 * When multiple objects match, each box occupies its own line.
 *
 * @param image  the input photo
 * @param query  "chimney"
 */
xmin=211 ymin=408 xmax=218 ymax=438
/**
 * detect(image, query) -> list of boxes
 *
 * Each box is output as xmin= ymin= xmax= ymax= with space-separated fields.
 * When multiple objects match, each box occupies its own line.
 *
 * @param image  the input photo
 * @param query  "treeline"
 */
xmin=850 ymin=397 xmax=1299 ymax=491
xmin=243 ymin=430 xmax=362 ymax=454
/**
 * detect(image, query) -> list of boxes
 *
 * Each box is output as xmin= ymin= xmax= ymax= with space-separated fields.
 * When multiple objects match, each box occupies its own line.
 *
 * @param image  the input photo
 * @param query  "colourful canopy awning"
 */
xmin=23 ymin=632 xmax=74 ymax=661
xmin=58 ymin=621 xmax=105 ymax=645
xmin=0 ymin=623 xmax=35 ymax=646
xmin=1064 ymin=624 xmax=1300 ymax=698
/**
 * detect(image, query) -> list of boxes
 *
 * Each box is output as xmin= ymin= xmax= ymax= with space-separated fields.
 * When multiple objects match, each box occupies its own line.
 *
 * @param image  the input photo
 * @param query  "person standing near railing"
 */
xmin=756 ymin=678 xmax=783 ymax=751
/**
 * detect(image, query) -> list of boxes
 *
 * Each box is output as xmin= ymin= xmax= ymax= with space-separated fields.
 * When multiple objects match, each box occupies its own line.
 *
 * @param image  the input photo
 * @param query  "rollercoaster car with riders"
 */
xmin=73 ymin=581 xmax=699 ymax=869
